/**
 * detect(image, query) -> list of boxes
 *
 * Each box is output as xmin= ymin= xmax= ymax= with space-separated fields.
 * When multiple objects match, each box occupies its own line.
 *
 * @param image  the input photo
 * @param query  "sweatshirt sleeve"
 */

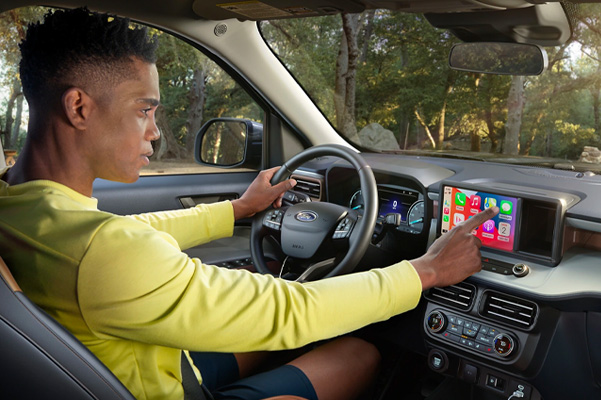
xmin=127 ymin=201 xmax=234 ymax=250
xmin=78 ymin=215 xmax=422 ymax=352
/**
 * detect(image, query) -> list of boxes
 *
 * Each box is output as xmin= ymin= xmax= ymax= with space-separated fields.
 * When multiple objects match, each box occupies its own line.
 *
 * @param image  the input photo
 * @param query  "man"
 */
xmin=0 ymin=7 xmax=498 ymax=400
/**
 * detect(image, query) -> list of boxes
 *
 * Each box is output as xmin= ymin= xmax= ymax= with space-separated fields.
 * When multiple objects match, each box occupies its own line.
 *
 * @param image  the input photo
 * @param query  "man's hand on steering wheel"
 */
xmin=231 ymin=167 xmax=297 ymax=220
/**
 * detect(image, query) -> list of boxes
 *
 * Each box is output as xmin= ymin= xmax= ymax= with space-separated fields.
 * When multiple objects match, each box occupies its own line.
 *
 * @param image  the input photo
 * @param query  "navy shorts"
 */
xmin=190 ymin=351 xmax=318 ymax=400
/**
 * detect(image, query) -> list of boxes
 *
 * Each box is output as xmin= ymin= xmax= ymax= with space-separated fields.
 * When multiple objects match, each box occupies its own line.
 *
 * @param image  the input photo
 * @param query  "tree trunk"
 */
xmin=521 ymin=111 xmax=544 ymax=156
xmin=414 ymin=108 xmax=436 ymax=149
xmin=10 ymin=92 xmax=23 ymax=148
xmin=504 ymin=75 xmax=525 ymax=155
xmin=334 ymin=13 xmax=361 ymax=144
xmin=2 ymin=79 xmax=20 ymax=149
xmin=185 ymin=67 xmax=207 ymax=157
xmin=484 ymin=110 xmax=499 ymax=153
xmin=435 ymin=73 xmax=455 ymax=149
xmin=470 ymin=75 xmax=482 ymax=152
xmin=359 ymin=10 xmax=375 ymax=64
xmin=152 ymin=106 xmax=185 ymax=160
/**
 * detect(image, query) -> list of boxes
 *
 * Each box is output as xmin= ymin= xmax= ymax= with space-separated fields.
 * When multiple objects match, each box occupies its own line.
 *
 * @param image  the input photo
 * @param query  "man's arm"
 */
xmin=231 ymin=167 xmax=296 ymax=220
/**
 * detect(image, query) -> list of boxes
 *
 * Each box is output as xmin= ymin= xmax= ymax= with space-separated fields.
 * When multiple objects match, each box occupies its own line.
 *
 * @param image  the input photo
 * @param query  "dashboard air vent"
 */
xmin=292 ymin=177 xmax=322 ymax=201
xmin=480 ymin=290 xmax=538 ymax=328
xmin=426 ymin=282 xmax=476 ymax=311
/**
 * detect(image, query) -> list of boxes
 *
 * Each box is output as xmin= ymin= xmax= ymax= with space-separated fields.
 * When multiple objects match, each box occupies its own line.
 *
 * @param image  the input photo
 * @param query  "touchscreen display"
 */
xmin=440 ymin=186 xmax=519 ymax=252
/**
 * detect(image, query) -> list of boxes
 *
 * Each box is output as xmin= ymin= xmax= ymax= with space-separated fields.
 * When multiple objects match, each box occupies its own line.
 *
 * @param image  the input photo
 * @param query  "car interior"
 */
xmin=2 ymin=1 xmax=601 ymax=399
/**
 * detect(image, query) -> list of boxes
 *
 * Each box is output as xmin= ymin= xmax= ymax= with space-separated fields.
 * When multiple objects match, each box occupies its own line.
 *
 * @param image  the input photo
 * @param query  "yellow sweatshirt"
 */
xmin=0 ymin=174 xmax=422 ymax=399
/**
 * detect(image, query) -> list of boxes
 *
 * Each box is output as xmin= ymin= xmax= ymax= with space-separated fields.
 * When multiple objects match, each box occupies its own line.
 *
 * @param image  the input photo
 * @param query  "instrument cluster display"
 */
xmin=349 ymin=187 xmax=424 ymax=234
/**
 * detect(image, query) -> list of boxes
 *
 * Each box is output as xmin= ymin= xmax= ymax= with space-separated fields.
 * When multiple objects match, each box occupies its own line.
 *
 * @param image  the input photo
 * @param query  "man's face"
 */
xmin=84 ymin=58 xmax=160 ymax=183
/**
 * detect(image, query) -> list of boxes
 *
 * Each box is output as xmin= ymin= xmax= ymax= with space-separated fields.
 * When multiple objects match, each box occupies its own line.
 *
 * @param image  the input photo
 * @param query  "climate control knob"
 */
xmin=493 ymin=333 xmax=516 ymax=357
xmin=426 ymin=311 xmax=446 ymax=333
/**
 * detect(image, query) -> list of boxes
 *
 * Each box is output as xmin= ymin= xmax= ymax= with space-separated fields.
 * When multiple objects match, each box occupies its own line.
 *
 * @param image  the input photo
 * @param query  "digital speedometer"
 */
xmin=349 ymin=187 xmax=424 ymax=234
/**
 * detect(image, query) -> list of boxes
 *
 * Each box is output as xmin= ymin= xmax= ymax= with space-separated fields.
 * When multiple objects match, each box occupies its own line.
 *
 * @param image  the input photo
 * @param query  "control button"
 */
xmin=479 ymin=325 xmax=489 ymax=335
xmin=493 ymin=334 xmax=516 ymax=357
xmin=462 ymin=363 xmax=478 ymax=384
xmin=487 ymin=375 xmax=505 ymax=390
xmin=463 ymin=327 xmax=478 ymax=338
xmin=448 ymin=324 xmax=461 ymax=334
xmin=428 ymin=349 xmax=449 ymax=373
xmin=512 ymin=263 xmax=530 ymax=277
xmin=476 ymin=334 xmax=493 ymax=345
xmin=427 ymin=311 xmax=446 ymax=333
xmin=457 ymin=318 xmax=465 ymax=326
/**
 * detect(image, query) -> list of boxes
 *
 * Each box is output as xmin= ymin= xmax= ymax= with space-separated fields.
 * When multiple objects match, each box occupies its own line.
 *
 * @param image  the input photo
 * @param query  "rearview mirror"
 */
xmin=194 ymin=118 xmax=262 ymax=169
xmin=449 ymin=42 xmax=548 ymax=76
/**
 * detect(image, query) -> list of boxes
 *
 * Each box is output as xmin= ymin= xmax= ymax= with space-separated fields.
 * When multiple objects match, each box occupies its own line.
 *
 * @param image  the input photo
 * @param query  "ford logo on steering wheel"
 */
xmin=295 ymin=211 xmax=318 ymax=222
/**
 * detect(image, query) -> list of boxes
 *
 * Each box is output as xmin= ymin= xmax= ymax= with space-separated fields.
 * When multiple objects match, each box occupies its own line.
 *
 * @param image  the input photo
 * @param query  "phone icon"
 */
xmin=443 ymin=215 xmax=449 ymax=222
xmin=455 ymin=192 xmax=466 ymax=206
xmin=484 ymin=197 xmax=497 ymax=209
xmin=470 ymin=195 xmax=481 ymax=209
xmin=500 ymin=200 xmax=513 ymax=215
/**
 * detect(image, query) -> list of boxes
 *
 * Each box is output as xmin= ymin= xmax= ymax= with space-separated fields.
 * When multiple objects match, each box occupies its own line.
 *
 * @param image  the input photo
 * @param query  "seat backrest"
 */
xmin=0 ymin=257 xmax=135 ymax=399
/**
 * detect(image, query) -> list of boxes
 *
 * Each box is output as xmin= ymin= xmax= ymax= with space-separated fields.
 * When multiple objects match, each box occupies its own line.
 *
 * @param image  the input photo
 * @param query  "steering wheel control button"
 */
xmin=493 ymin=334 xmax=515 ymax=357
xmin=425 ymin=310 xmax=518 ymax=359
xmin=512 ymin=263 xmax=530 ymax=277
xmin=263 ymin=210 xmax=283 ymax=230
xmin=426 ymin=311 xmax=446 ymax=333
xmin=333 ymin=217 xmax=354 ymax=239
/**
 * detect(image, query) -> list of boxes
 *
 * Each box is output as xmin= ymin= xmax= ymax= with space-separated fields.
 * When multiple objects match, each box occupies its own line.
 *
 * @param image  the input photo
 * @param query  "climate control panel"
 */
xmin=425 ymin=309 xmax=517 ymax=359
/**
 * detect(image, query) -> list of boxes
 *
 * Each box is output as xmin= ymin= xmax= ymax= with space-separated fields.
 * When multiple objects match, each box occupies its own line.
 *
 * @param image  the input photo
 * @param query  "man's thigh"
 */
xmin=190 ymin=352 xmax=317 ymax=400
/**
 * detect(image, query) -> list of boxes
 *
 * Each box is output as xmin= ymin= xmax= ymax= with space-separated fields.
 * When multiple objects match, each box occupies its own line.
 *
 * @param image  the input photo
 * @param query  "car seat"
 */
xmin=0 ymin=256 xmax=135 ymax=399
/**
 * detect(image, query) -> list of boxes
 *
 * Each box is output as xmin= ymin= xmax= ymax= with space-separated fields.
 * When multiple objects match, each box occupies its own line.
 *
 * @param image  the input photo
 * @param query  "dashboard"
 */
xmin=287 ymin=153 xmax=601 ymax=400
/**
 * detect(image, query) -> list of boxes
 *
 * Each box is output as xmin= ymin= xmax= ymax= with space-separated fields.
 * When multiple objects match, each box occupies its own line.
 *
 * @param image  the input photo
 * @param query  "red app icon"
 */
xmin=444 ymin=207 xmax=450 ymax=215
xmin=470 ymin=195 xmax=481 ymax=209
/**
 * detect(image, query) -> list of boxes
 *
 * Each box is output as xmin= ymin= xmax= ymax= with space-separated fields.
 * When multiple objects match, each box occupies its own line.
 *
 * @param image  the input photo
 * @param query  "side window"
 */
xmin=150 ymin=32 xmax=264 ymax=175
xmin=0 ymin=7 xmax=263 ymax=175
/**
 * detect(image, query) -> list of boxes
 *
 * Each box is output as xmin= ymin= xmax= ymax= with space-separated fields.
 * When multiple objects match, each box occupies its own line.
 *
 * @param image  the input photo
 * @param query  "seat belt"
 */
xmin=181 ymin=351 xmax=213 ymax=400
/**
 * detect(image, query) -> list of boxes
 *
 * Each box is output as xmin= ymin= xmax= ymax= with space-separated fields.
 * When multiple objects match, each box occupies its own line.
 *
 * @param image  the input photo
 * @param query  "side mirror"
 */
xmin=449 ymin=42 xmax=548 ymax=76
xmin=194 ymin=118 xmax=262 ymax=169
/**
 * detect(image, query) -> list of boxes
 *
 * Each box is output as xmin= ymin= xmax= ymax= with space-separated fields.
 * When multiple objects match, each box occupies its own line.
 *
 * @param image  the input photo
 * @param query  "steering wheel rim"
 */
xmin=250 ymin=144 xmax=378 ymax=280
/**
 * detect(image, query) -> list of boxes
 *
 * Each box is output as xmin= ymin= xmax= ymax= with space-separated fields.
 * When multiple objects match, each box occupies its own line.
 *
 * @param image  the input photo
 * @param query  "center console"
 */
xmin=420 ymin=181 xmax=580 ymax=400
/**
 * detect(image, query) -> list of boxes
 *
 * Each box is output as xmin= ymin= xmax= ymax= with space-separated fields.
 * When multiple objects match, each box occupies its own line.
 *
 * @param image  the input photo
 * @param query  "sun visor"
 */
xmin=425 ymin=3 xmax=571 ymax=46
xmin=192 ymin=0 xmax=364 ymax=21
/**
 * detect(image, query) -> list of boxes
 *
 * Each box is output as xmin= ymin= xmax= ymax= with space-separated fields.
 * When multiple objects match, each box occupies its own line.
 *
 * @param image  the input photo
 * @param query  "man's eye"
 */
xmin=141 ymin=108 xmax=152 ymax=116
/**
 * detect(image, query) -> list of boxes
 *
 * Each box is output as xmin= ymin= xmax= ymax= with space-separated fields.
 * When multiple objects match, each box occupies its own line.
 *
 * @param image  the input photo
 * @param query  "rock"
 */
xmin=358 ymin=123 xmax=400 ymax=151
xmin=579 ymin=146 xmax=601 ymax=163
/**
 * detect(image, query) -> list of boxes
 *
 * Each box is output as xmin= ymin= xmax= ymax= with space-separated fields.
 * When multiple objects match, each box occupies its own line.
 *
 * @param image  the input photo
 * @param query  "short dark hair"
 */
xmin=19 ymin=7 xmax=158 ymax=107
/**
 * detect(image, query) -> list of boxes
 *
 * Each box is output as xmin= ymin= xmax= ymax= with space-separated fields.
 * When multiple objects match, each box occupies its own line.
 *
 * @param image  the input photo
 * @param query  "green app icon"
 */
xmin=500 ymin=200 xmax=513 ymax=214
xmin=443 ymin=215 xmax=449 ymax=222
xmin=455 ymin=192 xmax=466 ymax=206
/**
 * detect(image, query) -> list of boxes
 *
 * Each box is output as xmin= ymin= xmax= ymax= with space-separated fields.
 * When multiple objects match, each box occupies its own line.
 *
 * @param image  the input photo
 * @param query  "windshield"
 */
xmin=260 ymin=6 xmax=601 ymax=172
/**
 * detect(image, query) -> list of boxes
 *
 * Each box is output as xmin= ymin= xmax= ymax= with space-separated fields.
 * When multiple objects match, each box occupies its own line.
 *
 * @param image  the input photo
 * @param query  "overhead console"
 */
xmin=438 ymin=181 xmax=579 ymax=267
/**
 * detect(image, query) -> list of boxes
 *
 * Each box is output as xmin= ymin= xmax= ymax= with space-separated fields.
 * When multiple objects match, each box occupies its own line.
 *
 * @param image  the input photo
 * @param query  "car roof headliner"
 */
xmin=0 ymin=0 xmax=597 ymax=20
xmin=0 ymin=0 xmax=595 ymax=45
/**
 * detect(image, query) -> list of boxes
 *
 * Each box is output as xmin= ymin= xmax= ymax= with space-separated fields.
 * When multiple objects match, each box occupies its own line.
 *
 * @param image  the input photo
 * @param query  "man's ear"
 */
xmin=61 ymin=87 xmax=93 ymax=130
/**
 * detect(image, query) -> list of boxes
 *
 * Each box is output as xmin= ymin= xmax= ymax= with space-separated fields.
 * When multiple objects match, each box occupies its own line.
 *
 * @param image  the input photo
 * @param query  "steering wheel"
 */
xmin=250 ymin=144 xmax=378 ymax=281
